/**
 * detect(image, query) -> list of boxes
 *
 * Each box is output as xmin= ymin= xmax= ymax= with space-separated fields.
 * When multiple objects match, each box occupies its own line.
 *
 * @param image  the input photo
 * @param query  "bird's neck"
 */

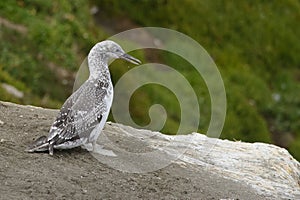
xmin=88 ymin=54 xmax=111 ymax=80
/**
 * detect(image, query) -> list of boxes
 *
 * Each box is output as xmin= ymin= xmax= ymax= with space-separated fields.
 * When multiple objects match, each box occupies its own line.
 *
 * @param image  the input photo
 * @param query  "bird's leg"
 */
xmin=82 ymin=143 xmax=93 ymax=151
xmin=92 ymin=140 xmax=98 ymax=151
xmin=81 ymin=141 xmax=102 ymax=151
xmin=91 ymin=141 xmax=105 ymax=152
xmin=49 ymin=142 xmax=54 ymax=155
xmin=92 ymin=142 xmax=117 ymax=157
xmin=82 ymin=141 xmax=116 ymax=157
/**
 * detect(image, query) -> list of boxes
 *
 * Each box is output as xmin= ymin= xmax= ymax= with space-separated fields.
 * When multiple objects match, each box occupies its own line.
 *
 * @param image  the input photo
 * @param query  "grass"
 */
xmin=0 ymin=0 xmax=106 ymax=107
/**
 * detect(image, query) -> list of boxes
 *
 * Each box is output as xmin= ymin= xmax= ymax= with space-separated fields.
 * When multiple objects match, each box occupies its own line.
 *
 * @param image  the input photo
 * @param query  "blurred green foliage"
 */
xmin=0 ymin=0 xmax=300 ymax=160
xmin=97 ymin=0 xmax=300 ymax=160
xmin=0 ymin=0 xmax=105 ymax=107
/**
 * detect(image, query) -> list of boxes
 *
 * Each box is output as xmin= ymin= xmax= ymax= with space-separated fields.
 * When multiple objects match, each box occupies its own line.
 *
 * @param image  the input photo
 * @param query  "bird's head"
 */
xmin=90 ymin=40 xmax=141 ymax=65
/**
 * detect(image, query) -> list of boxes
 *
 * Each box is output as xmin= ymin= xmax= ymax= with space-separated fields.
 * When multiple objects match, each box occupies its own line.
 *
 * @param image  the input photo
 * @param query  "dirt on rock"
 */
xmin=0 ymin=101 xmax=267 ymax=200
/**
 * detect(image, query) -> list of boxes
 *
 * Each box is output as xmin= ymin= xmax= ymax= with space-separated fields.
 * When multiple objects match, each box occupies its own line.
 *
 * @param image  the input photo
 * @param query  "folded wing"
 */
xmin=47 ymin=79 xmax=110 ymax=147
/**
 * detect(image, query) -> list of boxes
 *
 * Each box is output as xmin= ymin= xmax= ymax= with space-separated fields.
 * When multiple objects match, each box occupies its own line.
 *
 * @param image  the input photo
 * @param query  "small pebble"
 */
xmin=0 ymin=120 xmax=4 ymax=125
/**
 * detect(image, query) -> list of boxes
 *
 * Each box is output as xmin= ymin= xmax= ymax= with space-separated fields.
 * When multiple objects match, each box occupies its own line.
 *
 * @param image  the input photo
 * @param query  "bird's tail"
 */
xmin=25 ymin=135 xmax=49 ymax=153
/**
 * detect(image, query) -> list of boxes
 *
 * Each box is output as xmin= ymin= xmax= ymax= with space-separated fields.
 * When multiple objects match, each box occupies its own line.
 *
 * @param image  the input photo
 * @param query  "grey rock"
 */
xmin=0 ymin=101 xmax=299 ymax=199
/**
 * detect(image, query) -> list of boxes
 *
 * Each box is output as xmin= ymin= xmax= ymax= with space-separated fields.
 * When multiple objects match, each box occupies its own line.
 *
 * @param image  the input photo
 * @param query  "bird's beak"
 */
xmin=120 ymin=53 xmax=141 ymax=65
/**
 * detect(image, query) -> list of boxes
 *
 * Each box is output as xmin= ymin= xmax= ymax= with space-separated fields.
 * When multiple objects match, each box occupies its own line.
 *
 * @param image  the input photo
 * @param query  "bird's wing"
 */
xmin=47 ymin=79 xmax=111 ymax=145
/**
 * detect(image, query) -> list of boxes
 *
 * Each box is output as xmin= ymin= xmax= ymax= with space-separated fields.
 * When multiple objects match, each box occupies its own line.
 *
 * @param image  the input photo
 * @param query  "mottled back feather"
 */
xmin=48 ymin=79 xmax=111 ymax=146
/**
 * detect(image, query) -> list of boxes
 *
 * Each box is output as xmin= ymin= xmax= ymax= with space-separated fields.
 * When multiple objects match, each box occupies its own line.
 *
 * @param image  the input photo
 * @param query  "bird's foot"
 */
xmin=83 ymin=143 xmax=117 ymax=157
xmin=82 ymin=143 xmax=94 ymax=151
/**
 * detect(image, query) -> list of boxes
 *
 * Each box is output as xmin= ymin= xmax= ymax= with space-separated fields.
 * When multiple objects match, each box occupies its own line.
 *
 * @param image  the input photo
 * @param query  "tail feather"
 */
xmin=26 ymin=135 xmax=49 ymax=153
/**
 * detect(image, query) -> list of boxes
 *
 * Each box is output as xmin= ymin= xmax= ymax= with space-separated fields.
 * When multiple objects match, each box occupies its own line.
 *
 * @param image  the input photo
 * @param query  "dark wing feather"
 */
xmin=47 ymin=79 xmax=110 ymax=146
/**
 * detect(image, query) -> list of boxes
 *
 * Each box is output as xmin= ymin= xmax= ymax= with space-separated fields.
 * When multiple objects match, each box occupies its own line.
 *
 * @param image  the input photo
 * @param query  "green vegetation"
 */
xmin=0 ymin=0 xmax=105 ymax=107
xmin=1 ymin=0 xmax=300 ymax=160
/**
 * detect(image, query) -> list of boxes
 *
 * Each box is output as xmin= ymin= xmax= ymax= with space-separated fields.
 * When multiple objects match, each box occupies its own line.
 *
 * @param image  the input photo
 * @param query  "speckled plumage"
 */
xmin=26 ymin=40 xmax=141 ymax=155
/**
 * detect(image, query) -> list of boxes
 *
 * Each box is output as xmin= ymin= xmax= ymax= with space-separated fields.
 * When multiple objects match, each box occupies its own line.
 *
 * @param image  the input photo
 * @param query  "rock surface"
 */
xmin=0 ymin=101 xmax=299 ymax=199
